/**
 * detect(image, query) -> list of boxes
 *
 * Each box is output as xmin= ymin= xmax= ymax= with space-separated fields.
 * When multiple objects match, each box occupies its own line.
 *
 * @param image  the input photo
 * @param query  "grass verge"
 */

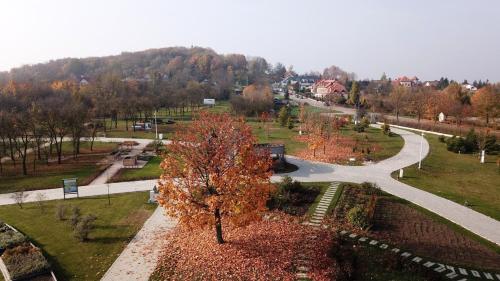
xmin=0 ymin=192 xmax=156 ymax=281
xmin=392 ymin=134 xmax=500 ymax=221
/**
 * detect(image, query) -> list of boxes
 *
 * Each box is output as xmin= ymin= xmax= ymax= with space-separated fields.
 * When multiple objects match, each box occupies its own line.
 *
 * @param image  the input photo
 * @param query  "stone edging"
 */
xmin=339 ymin=230 xmax=500 ymax=281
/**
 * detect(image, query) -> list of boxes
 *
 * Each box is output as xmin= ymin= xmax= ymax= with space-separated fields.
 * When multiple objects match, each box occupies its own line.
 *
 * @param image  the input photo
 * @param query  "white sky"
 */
xmin=1 ymin=0 xmax=499 ymax=82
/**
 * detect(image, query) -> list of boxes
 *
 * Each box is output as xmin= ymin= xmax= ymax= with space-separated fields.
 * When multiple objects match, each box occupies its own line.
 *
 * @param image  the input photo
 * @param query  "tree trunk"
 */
xmin=57 ymin=136 xmax=63 ymax=164
xmin=21 ymin=144 xmax=28 ymax=176
xmin=214 ymin=208 xmax=224 ymax=244
xmin=8 ymin=138 xmax=15 ymax=166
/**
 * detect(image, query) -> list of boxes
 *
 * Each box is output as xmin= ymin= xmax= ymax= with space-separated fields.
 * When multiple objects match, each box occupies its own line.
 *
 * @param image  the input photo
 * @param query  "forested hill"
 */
xmin=0 ymin=46 xmax=270 ymax=87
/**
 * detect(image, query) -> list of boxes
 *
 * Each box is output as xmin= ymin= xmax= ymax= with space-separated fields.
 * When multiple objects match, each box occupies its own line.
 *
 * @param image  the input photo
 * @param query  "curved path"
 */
xmin=271 ymin=125 xmax=500 ymax=245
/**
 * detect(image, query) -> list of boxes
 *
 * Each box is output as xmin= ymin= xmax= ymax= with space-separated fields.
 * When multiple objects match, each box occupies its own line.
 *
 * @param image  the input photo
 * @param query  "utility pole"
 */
xmin=154 ymin=110 xmax=158 ymax=140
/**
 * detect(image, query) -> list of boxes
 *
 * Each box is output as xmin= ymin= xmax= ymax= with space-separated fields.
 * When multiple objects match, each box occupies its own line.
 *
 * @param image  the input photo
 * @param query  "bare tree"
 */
xmin=11 ymin=190 xmax=28 ymax=209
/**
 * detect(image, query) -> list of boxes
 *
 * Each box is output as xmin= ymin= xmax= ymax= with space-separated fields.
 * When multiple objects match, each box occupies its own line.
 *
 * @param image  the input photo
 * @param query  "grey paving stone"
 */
xmin=339 ymin=230 xmax=348 ymax=235
xmin=379 ymin=244 xmax=388 ymax=249
xmin=423 ymin=261 xmax=435 ymax=268
xmin=483 ymin=272 xmax=493 ymax=280
xmin=445 ymin=272 xmax=458 ymax=279
xmin=458 ymin=268 xmax=468 ymax=275
xmin=358 ymin=237 xmax=368 ymax=242
xmin=434 ymin=266 xmax=447 ymax=273
xmin=411 ymin=256 xmax=422 ymax=263
xmin=471 ymin=270 xmax=480 ymax=277
xmin=369 ymin=240 xmax=378 ymax=245
xmin=297 ymin=266 xmax=309 ymax=272
xmin=391 ymin=248 xmax=400 ymax=253
xmin=348 ymin=233 xmax=357 ymax=238
xmin=296 ymin=272 xmax=308 ymax=279
xmin=401 ymin=252 xmax=411 ymax=258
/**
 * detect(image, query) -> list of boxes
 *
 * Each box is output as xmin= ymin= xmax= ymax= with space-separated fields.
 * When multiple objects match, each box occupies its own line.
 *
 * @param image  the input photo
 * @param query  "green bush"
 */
xmin=70 ymin=206 xmax=81 ymax=228
xmin=360 ymin=182 xmax=382 ymax=196
xmin=484 ymin=135 xmax=499 ymax=154
xmin=2 ymin=244 xmax=50 ymax=280
xmin=267 ymin=176 xmax=320 ymax=216
xmin=353 ymin=123 xmax=365 ymax=133
xmin=347 ymin=205 xmax=370 ymax=230
xmin=438 ymin=135 xmax=446 ymax=143
xmin=55 ymin=204 xmax=66 ymax=221
xmin=74 ymin=214 xmax=97 ymax=242
xmin=0 ymin=230 xmax=27 ymax=250
xmin=361 ymin=117 xmax=370 ymax=128
xmin=381 ymin=123 xmax=390 ymax=135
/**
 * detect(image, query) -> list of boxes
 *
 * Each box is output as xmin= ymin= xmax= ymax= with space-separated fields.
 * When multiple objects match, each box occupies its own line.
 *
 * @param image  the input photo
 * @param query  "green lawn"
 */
xmin=393 ymin=134 xmax=500 ymax=221
xmin=0 ymin=192 xmax=156 ymax=281
xmin=0 ymin=142 xmax=118 ymax=194
xmin=341 ymin=125 xmax=404 ymax=162
xmin=250 ymin=121 xmax=306 ymax=154
xmin=111 ymin=156 xmax=163 ymax=182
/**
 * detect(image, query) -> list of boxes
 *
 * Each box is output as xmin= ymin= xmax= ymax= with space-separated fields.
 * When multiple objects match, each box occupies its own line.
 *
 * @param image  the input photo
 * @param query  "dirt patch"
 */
xmin=371 ymin=198 xmax=500 ymax=271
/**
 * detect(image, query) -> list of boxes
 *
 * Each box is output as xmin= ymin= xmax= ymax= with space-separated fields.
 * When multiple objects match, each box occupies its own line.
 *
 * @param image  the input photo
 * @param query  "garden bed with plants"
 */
xmin=0 ymin=222 xmax=55 ymax=281
xmin=267 ymin=176 xmax=322 ymax=217
xmin=331 ymin=182 xmax=500 ymax=272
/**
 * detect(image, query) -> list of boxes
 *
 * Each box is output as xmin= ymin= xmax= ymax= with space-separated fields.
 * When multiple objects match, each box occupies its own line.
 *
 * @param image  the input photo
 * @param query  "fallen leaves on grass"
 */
xmin=153 ymin=213 xmax=337 ymax=281
xmin=295 ymin=134 xmax=365 ymax=163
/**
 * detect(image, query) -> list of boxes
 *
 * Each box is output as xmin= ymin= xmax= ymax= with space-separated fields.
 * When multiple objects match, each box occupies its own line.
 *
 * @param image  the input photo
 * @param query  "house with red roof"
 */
xmin=393 ymin=76 xmax=420 ymax=88
xmin=312 ymin=79 xmax=347 ymax=99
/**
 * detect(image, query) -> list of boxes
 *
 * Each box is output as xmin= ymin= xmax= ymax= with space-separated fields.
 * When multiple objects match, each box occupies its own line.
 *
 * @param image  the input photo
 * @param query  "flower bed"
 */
xmin=0 ymin=224 xmax=27 ymax=255
xmin=0 ymin=221 xmax=55 ymax=281
xmin=2 ymin=244 xmax=50 ymax=280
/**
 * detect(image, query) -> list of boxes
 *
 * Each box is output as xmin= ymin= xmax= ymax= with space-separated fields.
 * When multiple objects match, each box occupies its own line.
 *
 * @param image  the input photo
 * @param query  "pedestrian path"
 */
xmin=295 ymin=182 xmax=340 ymax=280
xmin=89 ymin=139 xmax=150 ymax=185
xmin=100 ymin=207 xmax=177 ymax=281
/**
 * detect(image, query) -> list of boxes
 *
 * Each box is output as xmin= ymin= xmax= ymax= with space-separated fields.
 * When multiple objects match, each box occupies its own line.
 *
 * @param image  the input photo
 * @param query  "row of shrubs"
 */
xmin=0 ymin=221 xmax=51 ymax=281
xmin=440 ymin=129 xmax=499 ymax=154
xmin=336 ymin=182 xmax=381 ymax=231
xmin=56 ymin=204 xmax=97 ymax=242
xmin=267 ymin=176 xmax=320 ymax=216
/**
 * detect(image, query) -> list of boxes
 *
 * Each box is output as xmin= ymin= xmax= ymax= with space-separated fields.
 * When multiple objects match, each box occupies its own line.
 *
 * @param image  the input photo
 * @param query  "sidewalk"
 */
xmin=100 ymin=207 xmax=177 ymax=281
xmin=0 ymin=180 xmax=157 ymax=206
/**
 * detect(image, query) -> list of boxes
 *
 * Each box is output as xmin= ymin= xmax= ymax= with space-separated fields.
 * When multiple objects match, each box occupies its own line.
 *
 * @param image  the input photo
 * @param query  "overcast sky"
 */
xmin=1 ymin=0 xmax=499 ymax=82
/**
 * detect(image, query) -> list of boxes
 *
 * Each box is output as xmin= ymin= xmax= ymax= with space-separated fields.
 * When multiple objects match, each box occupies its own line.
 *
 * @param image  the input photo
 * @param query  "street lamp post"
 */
xmin=154 ymin=110 xmax=158 ymax=140
xmin=418 ymin=132 xmax=424 ymax=169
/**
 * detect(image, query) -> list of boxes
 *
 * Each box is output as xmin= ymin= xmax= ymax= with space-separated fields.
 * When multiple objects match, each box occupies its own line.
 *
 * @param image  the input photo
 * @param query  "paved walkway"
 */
xmin=0 ymin=180 xmax=156 ymax=205
xmin=89 ymin=138 xmax=152 ymax=185
xmin=100 ymin=207 xmax=177 ymax=281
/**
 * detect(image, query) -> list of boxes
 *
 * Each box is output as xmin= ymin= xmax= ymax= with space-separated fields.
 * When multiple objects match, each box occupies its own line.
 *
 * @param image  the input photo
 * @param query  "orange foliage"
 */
xmin=154 ymin=214 xmax=337 ymax=281
xmin=158 ymin=112 xmax=273 ymax=243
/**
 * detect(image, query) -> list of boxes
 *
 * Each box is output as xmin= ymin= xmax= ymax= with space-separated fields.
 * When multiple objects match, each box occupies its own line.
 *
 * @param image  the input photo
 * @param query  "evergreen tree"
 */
xmin=278 ymin=106 xmax=290 ymax=127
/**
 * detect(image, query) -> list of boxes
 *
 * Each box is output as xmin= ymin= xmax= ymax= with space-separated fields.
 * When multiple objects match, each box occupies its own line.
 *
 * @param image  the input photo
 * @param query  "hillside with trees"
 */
xmin=0 ymin=47 xmax=271 ymax=93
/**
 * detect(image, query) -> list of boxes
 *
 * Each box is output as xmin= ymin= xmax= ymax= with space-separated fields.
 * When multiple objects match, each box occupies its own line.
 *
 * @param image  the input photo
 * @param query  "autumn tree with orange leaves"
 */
xmin=158 ymin=112 xmax=273 ymax=244
xmin=471 ymin=84 xmax=500 ymax=126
